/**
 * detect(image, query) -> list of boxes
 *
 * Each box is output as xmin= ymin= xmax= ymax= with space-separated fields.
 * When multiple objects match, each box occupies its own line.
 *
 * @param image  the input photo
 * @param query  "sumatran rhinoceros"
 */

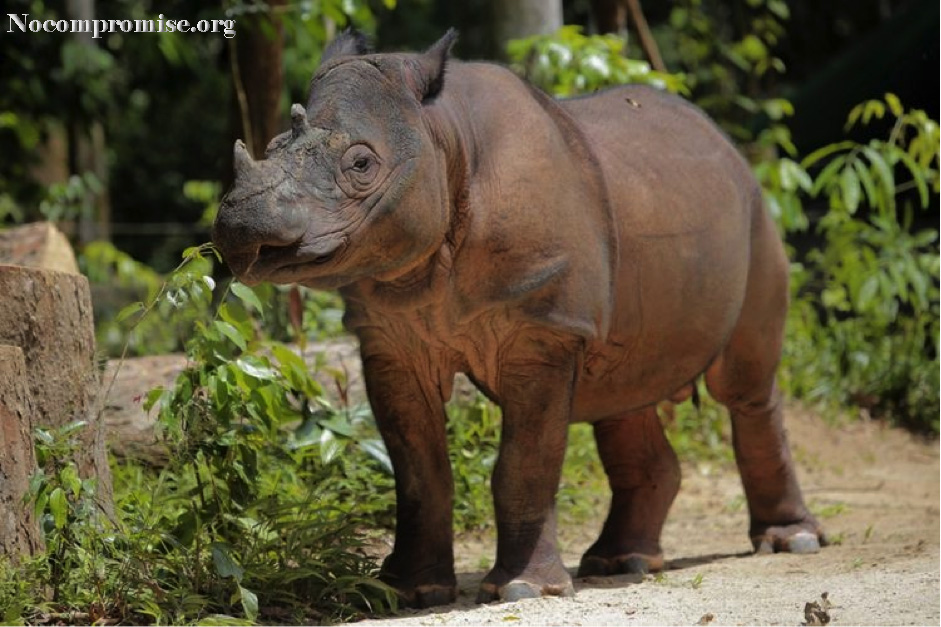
xmin=212 ymin=30 xmax=826 ymax=607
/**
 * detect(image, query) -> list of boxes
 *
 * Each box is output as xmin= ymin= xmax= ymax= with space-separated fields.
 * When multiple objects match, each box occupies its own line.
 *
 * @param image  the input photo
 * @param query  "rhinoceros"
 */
xmin=212 ymin=30 xmax=826 ymax=607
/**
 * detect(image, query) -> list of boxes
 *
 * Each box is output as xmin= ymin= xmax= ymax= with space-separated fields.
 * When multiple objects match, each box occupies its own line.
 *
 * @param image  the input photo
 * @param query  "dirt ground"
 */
xmin=356 ymin=409 xmax=940 ymax=626
xmin=101 ymin=354 xmax=939 ymax=625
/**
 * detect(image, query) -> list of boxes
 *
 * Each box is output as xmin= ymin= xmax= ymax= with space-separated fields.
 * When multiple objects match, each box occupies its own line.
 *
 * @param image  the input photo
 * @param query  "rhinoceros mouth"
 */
xmin=247 ymin=234 xmax=348 ymax=283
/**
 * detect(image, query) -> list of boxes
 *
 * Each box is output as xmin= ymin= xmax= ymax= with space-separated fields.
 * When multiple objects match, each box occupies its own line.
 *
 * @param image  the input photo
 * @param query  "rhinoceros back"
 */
xmin=562 ymin=85 xmax=762 ymax=418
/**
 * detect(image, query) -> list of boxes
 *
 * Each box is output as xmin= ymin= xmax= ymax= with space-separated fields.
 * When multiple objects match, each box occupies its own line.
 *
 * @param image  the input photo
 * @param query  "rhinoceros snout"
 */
xmin=213 ymin=140 xmax=311 ymax=279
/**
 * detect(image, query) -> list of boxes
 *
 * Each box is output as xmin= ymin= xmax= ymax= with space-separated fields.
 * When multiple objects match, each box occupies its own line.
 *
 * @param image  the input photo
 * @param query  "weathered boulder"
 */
xmin=0 ymin=222 xmax=79 ymax=275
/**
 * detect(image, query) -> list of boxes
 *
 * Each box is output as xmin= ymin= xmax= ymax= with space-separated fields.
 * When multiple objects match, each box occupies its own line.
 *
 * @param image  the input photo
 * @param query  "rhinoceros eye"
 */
xmin=352 ymin=157 xmax=371 ymax=172
xmin=340 ymin=145 xmax=380 ymax=193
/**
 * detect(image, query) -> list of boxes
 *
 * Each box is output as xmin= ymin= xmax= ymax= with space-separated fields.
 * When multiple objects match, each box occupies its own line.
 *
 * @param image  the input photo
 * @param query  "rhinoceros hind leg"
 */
xmin=577 ymin=407 xmax=680 ymax=577
xmin=704 ymin=208 xmax=825 ymax=555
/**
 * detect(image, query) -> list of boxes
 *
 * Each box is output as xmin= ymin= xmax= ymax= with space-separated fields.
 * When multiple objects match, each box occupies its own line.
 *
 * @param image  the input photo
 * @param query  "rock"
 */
xmin=0 ymin=222 xmax=79 ymax=275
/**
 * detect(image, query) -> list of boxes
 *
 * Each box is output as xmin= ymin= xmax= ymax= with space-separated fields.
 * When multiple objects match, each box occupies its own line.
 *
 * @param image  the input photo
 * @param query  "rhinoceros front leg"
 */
xmin=360 ymin=345 xmax=456 ymax=608
xmin=476 ymin=331 xmax=580 ymax=603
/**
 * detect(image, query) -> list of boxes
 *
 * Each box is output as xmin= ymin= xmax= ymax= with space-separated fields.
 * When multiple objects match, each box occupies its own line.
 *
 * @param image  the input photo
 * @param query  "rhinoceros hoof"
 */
xmin=577 ymin=552 xmax=663 ymax=578
xmin=753 ymin=530 xmax=824 ymax=554
xmin=476 ymin=577 xmax=575 ymax=604
xmin=411 ymin=584 xmax=458 ymax=608
xmin=751 ymin=521 xmax=827 ymax=555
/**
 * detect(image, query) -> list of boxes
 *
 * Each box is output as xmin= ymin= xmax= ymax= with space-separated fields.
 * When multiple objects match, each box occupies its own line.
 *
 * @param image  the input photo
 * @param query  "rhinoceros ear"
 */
xmin=320 ymin=29 xmax=371 ymax=66
xmin=405 ymin=29 xmax=458 ymax=103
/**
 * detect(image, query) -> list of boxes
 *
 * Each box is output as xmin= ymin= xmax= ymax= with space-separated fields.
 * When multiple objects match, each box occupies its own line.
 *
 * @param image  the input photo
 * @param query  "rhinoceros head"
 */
xmin=212 ymin=30 xmax=457 ymax=289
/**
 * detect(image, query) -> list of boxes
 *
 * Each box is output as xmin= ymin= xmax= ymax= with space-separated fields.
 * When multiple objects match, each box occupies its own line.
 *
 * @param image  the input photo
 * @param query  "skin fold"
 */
xmin=212 ymin=30 xmax=826 ymax=608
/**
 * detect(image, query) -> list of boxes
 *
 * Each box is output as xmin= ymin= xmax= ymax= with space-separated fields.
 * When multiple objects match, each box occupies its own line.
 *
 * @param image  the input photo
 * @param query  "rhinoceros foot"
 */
xmin=751 ymin=518 xmax=827 ymax=554
xmin=379 ymin=556 xmax=457 ymax=608
xmin=476 ymin=559 xmax=574 ymax=603
xmin=411 ymin=584 xmax=458 ymax=608
xmin=576 ymin=552 xmax=664 ymax=578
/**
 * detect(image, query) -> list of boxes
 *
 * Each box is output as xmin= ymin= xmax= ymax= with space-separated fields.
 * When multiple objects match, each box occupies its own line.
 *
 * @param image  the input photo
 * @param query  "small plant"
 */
xmin=810 ymin=501 xmax=848 ymax=519
xmin=691 ymin=572 xmax=705 ymax=589
xmin=26 ymin=421 xmax=115 ymax=618
xmin=38 ymin=172 xmax=103 ymax=224
xmin=507 ymin=25 xmax=687 ymax=98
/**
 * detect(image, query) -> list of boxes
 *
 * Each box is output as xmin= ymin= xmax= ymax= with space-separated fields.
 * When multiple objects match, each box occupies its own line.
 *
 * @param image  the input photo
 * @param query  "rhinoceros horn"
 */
xmin=290 ymin=103 xmax=309 ymax=138
xmin=233 ymin=139 xmax=254 ymax=176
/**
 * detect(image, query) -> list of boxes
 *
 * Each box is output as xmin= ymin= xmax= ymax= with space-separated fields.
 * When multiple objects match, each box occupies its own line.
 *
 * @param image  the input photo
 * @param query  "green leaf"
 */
xmin=801 ymin=141 xmax=854 ymax=169
xmin=59 ymin=420 xmax=88 ymax=438
xmin=214 ymin=320 xmax=248 ymax=351
xmin=60 ymin=463 xmax=82 ymax=497
xmin=320 ymin=429 xmax=343 ymax=465
xmin=230 ymin=282 xmax=264 ymax=313
xmin=182 ymin=245 xmax=205 ymax=260
xmin=212 ymin=543 xmax=244 ymax=582
xmin=195 ymin=616 xmax=246 ymax=626
xmin=856 ymin=275 xmax=879 ymax=310
xmin=115 ymin=301 xmax=145 ymax=323
xmin=840 ymin=166 xmax=861 ymax=213
xmin=862 ymin=100 xmax=885 ymax=124
xmin=811 ymin=154 xmax=847 ymax=197
xmin=143 ymin=386 xmax=167 ymax=412
xmin=860 ymin=145 xmax=896 ymax=212
xmin=238 ymin=585 xmax=258 ymax=622
xmin=359 ymin=439 xmax=393 ymax=474
xmin=235 ymin=357 xmax=277 ymax=380
xmin=884 ymin=92 xmax=903 ymax=117
xmin=35 ymin=429 xmax=54 ymax=446
xmin=845 ymin=103 xmax=863 ymax=131
xmin=896 ymin=150 xmax=930 ymax=208
xmin=851 ymin=158 xmax=878 ymax=209
xmin=48 ymin=487 xmax=68 ymax=529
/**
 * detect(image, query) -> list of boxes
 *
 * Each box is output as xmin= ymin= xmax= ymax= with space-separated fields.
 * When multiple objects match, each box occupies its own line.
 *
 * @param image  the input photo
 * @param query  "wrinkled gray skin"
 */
xmin=212 ymin=30 xmax=826 ymax=608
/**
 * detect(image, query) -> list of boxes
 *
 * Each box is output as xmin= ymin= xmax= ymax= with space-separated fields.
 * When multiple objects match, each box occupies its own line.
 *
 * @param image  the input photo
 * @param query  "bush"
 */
xmin=763 ymin=95 xmax=940 ymax=431
xmin=1 ymin=247 xmax=399 ymax=625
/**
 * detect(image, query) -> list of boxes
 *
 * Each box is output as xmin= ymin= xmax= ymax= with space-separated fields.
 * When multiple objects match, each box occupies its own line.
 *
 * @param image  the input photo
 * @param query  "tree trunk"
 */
xmin=0 ymin=266 xmax=113 ymax=515
xmin=233 ymin=0 xmax=286 ymax=159
xmin=624 ymin=0 xmax=666 ymax=72
xmin=492 ymin=0 xmax=563 ymax=59
xmin=591 ymin=0 xmax=628 ymax=36
xmin=66 ymin=0 xmax=110 ymax=243
xmin=0 ymin=345 xmax=44 ymax=561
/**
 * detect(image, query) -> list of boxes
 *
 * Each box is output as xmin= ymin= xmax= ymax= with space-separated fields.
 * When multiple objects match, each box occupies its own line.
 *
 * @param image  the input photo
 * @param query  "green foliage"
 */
xmin=762 ymin=95 xmax=940 ymax=431
xmin=28 ymin=421 xmax=114 ymax=612
xmin=662 ymin=391 xmax=734 ymax=462
xmin=557 ymin=424 xmax=608 ymax=524
xmin=659 ymin=0 xmax=791 ymax=140
xmin=82 ymin=242 xmax=214 ymax=357
xmin=445 ymin=397 xmax=500 ymax=530
xmin=507 ymin=26 xmax=687 ymax=97
xmin=1 ymin=247 xmax=400 ymax=625
xmin=38 ymin=173 xmax=103 ymax=224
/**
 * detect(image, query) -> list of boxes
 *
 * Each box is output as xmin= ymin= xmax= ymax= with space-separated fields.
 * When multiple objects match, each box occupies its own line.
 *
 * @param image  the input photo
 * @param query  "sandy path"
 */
xmin=356 ymin=409 xmax=940 ymax=626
